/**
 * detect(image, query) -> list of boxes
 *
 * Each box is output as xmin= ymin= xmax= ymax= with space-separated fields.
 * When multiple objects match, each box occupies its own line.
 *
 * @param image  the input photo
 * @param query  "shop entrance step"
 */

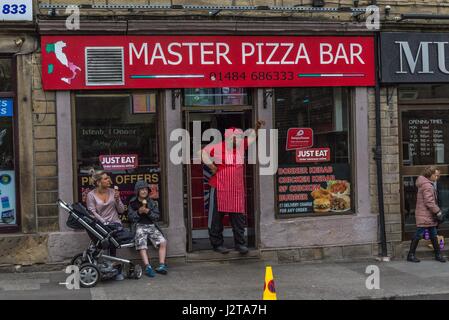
xmin=401 ymin=239 xmax=449 ymax=259
xmin=186 ymin=249 xmax=260 ymax=263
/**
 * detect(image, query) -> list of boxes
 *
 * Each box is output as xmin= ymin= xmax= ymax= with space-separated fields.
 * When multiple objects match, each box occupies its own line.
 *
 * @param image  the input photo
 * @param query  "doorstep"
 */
xmin=0 ymin=261 xmax=68 ymax=273
xmin=401 ymin=238 xmax=449 ymax=259
xmin=186 ymin=249 xmax=260 ymax=263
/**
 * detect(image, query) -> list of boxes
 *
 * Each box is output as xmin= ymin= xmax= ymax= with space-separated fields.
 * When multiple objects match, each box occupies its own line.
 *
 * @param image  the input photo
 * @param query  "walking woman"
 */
xmin=407 ymin=166 xmax=446 ymax=263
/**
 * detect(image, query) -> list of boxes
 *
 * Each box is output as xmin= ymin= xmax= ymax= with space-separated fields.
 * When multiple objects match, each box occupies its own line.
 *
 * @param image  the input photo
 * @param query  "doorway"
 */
xmin=400 ymin=106 xmax=449 ymax=240
xmin=184 ymin=109 xmax=256 ymax=252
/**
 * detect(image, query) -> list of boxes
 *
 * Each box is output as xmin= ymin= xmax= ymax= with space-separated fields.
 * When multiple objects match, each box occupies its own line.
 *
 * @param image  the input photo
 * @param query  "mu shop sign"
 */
xmin=381 ymin=32 xmax=449 ymax=83
xmin=41 ymin=35 xmax=375 ymax=90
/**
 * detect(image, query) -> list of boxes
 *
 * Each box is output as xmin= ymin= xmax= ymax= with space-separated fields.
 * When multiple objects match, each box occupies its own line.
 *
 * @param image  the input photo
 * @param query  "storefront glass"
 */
xmin=399 ymin=85 xmax=449 ymax=237
xmin=0 ymin=57 xmax=16 ymax=229
xmin=75 ymin=92 xmax=161 ymax=222
xmin=183 ymin=88 xmax=255 ymax=250
xmin=0 ymin=58 xmax=12 ymax=92
xmin=184 ymin=88 xmax=251 ymax=107
xmin=275 ymin=87 xmax=353 ymax=216
xmin=399 ymin=84 xmax=449 ymax=101
xmin=0 ymin=98 xmax=16 ymax=226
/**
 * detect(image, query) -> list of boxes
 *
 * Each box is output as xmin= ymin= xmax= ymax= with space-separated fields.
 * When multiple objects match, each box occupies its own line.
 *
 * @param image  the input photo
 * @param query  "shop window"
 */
xmin=183 ymin=88 xmax=251 ymax=107
xmin=0 ymin=98 xmax=16 ymax=227
xmin=0 ymin=58 xmax=12 ymax=92
xmin=401 ymin=109 xmax=449 ymax=166
xmin=275 ymin=87 xmax=353 ymax=216
xmin=0 ymin=57 xmax=17 ymax=230
xmin=399 ymin=84 xmax=449 ymax=102
xmin=75 ymin=92 xmax=161 ymax=223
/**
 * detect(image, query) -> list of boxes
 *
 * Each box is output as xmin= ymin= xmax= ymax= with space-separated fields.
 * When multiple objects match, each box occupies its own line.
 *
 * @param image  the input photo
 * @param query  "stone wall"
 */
xmin=32 ymin=52 xmax=60 ymax=233
xmin=260 ymin=243 xmax=380 ymax=263
xmin=368 ymin=87 xmax=402 ymax=258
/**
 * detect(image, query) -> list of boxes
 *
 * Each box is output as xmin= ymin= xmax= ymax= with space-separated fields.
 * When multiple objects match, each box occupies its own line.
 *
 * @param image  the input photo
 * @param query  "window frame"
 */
xmin=273 ymin=87 xmax=356 ymax=219
xmin=0 ymin=55 xmax=20 ymax=233
xmin=71 ymin=90 xmax=167 ymax=224
xmin=181 ymin=88 xmax=253 ymax=109
xmin=399 ymin=102 xmax=449 ymax=240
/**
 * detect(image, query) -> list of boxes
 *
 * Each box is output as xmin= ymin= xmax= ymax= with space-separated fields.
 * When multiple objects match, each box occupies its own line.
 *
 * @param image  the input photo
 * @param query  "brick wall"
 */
xmin=368 ymin=87 xmax=402 ymax=256
xmin=32 ymin=52 xmax=59 ymax=233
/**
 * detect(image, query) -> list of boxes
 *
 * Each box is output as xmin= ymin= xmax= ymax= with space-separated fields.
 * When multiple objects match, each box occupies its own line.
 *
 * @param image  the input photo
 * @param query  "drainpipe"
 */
xmin=374 ymin=29 xmax=388 ymax=259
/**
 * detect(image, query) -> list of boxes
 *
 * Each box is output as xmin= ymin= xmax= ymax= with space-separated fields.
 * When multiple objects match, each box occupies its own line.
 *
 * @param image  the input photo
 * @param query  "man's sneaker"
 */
xmin=235 ymin=245 xmax=249 ymax=254
xmin=145 ymin=265 xmax=155 ymax=277
xmin=155 ymin=264 xmax=168 ymax=275
xmin=213 ymin=246 xmax=230 ymax=254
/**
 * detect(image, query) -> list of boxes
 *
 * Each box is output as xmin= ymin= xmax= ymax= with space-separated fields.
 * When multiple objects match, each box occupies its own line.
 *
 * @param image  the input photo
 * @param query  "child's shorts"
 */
xmin=135 ymin=223 xmax=166 ymax=250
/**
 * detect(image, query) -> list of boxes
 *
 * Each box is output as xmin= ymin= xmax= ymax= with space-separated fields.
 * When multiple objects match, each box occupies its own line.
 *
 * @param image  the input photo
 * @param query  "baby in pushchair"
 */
xmin=58 ymin=199 xmax=143 ymax=288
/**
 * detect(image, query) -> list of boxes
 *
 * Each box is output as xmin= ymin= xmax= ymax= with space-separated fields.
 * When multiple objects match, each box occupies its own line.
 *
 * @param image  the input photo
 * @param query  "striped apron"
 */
xmin=206 ymin=142 xmax=246 ymax=214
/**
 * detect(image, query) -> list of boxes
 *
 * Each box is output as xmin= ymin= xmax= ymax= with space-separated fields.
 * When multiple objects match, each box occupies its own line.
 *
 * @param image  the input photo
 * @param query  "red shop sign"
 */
xmin=296 ymin=148 xmax=331 ymax=163
xmin=41 ymin=35 xmax=375 ymax=90
xmin=100 ymin=154 xmax=139 ymax=171
xmin=286 ymin=128 xmax=313 ymax=150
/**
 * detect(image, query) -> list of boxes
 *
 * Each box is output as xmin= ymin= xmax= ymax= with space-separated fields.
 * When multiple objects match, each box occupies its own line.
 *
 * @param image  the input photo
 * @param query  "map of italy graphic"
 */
xmin=46 ymin=41 xmax=81 ymax=84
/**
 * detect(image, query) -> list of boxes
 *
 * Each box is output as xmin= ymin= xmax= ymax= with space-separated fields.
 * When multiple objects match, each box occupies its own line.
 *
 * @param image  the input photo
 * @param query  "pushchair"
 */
xmin=58 ymin=199 xmax=143 ymax=288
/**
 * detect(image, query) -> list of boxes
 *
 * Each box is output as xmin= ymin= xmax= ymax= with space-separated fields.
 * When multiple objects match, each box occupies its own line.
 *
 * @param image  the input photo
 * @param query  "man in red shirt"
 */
xmin=202 ymin=120 xmax=265 ymax=254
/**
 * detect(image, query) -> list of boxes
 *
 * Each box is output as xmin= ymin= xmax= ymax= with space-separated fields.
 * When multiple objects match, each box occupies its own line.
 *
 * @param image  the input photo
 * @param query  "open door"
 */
xmin=184 ymin=109 xmax=255 ymax=252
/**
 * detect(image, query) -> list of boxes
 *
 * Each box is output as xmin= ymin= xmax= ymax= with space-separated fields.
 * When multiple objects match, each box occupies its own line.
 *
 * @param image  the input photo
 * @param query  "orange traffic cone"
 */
xmin=263 ymin=265 xmax=277 ymax=300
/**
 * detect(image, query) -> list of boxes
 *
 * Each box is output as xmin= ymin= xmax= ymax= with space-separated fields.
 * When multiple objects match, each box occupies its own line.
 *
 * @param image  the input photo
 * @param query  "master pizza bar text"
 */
xmin=129 ymin=42 xmax=366 ymax=66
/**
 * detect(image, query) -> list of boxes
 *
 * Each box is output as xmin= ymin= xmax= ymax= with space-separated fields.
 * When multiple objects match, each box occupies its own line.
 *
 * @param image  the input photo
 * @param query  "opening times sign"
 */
xmin=41 ymin=35 xmax=375 ymax=90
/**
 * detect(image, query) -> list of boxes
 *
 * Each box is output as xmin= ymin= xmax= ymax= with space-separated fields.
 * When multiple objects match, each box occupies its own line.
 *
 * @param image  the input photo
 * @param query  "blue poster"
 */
xmin=0 ymin=99 xmax=13 ymax=117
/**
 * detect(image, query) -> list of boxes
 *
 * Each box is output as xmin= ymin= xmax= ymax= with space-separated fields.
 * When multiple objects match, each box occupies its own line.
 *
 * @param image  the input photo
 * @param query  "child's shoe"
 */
xmin=145 ymin=265 xmax=155 ymax=277
xmin=155 ymin=263 xmax=168 ymax=275
xmin=114 ymin=273 xmax=125 ymax=281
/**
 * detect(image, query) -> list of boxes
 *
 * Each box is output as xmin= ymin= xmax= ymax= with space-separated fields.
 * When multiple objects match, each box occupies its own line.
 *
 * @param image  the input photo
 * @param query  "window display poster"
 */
xmin=296 ymin=148 xmax=331 ymax=163
xmin=277 ymin=164 xmax=351 ymax=215
xmin=99 ymin=154 xmax=139 ymax=171
xmin=77 ymin=167 xmax=161 ymax=223
xmin=0 ymin=170 xmax=16 ymax=225
xmin=286 ymin=128 xmax=314 ymax=150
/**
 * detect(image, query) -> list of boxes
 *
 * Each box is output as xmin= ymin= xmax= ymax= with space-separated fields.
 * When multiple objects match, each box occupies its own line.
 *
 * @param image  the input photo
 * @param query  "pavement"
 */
xmin=1 ymin=257 xmax=449 ymax=300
